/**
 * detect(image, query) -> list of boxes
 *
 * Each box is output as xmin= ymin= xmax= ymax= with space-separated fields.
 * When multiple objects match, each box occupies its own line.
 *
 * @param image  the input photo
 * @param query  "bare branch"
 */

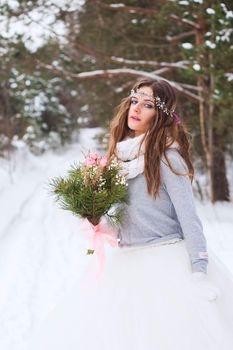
xmin=166 ymin=30 xmax=196 ymax=42
xmin=91 ymin=1 xmax=201 ymax=29
xmin=169 ymin=15 xmax=201 ymax=30
xmin=37 ymin=61 xmax=203 ymax=102
xmin=109 ymin=56 xmax=189 ymax=69
xmin=89 ymin=0 xmax=159 ymax=16
xmin=151 ymin=68 xmax=171 ymax=75
xmin=179 ymin=83 xmax=203 ymax=92
xmin=66 ymin=42 xmax=189 ymax=69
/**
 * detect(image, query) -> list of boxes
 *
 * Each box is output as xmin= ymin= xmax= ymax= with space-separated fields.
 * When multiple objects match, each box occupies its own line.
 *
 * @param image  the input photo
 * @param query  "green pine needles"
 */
xmin=49 ymin=152 xmax=128 ymax=227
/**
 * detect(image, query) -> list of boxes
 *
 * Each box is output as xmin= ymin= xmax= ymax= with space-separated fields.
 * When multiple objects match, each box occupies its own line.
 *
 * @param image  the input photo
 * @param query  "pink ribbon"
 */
xmin=80 ymin=218 xmax=118 ymax=288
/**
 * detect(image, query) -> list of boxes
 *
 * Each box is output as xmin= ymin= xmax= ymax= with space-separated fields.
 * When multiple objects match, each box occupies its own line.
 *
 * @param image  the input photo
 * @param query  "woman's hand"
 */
xmin=191 ymin=272 xmax=221 ymax=302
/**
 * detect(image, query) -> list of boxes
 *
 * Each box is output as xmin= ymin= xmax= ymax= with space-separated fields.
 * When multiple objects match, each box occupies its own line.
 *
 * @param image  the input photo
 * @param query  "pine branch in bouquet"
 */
xmin=49 ymin=153 xmax=128 ymax=227
xmin=106 ymin=204 xmax=125 ymax=228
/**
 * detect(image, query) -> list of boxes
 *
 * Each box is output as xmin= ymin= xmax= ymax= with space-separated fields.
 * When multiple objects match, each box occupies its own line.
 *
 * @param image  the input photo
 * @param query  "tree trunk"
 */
xmin=212 ymin=146 xmax=230 ymax=202
xmin=195 ymin=16 xmax=230 ymax=202
xmin=211 ymin=130 xmax=230 ymax=202
xmin=208 ymin=62 xmax=214 ymax=202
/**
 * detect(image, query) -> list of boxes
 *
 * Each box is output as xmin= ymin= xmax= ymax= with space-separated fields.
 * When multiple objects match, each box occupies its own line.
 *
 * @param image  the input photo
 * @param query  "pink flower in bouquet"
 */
xmin=99 ymin=156 xmax=109 ymax=168
xmin=89 ymin=152 xmax=98 ymax=160
xmin=85 ymin=157 xmax=97 ymax=166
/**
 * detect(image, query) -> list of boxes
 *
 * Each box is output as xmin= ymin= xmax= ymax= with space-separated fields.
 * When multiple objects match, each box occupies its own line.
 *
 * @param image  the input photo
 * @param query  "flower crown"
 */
xmin=130 ymin=88 xmax=181 ymax=124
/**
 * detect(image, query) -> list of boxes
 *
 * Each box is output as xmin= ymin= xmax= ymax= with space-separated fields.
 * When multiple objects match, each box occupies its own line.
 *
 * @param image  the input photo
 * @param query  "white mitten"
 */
xmin=191 ymin=272 xmax=221 ymax=302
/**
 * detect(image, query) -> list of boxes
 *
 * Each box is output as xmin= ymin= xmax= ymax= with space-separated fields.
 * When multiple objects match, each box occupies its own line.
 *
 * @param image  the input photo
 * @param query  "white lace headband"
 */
xmin=130 ymin=89 xmax=181 ymax=124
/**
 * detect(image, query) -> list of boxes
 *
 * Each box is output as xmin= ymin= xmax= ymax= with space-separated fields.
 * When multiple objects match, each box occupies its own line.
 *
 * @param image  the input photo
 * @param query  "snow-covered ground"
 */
xmin=0 ymin=127 xmax=233 ymax=350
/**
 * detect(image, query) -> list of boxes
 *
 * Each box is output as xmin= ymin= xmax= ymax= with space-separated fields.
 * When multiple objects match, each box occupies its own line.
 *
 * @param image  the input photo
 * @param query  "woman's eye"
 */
xmin=130 ymin=99 xmax=154 ymax=108
xmin=145 ymin=104 xmax=154 ymax=109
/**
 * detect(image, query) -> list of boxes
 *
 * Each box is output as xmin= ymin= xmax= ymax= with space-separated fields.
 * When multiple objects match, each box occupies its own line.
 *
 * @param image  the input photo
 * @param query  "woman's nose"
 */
xmin=132 ymin=101 xmax=141 ymax=112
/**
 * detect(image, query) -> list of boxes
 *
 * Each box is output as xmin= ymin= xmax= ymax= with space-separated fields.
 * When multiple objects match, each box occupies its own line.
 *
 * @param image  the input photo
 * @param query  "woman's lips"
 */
xmin=130 ymin=116 xmax=141 ymax=121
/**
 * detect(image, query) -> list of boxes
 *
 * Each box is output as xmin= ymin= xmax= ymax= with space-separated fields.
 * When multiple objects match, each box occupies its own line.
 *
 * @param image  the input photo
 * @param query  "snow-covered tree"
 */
xmin=38 ymin=0 xmax=233 ymax=202
xmin=0 ymin=0 xmax=232 ymax=201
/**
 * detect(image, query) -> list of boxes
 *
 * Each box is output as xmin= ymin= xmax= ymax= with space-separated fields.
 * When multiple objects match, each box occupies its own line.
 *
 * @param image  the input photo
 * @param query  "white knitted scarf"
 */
xmin=116 ymin=133 xmax=179 ymax=180
xmin=116 ymin=133 xmax=145 ymax=180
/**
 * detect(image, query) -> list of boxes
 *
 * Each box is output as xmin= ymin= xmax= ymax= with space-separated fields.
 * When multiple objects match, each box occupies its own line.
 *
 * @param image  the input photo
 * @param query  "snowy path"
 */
xmin=0 ymin=129 xmax=102 ymax=350
xmin=198 ymin=202 xmax=233 ymax=275
xmin=0 ymin=128 xmax=233 ymax=350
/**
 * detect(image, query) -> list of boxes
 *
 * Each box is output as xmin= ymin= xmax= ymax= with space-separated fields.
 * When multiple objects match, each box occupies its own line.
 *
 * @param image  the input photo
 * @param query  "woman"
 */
xmin=26 ymin=79 xmax=233 ymax=350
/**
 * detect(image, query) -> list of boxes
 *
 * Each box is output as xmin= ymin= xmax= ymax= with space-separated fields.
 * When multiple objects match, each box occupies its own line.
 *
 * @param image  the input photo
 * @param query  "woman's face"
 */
xmin=127 ymin=86 xmax=156 ymax=137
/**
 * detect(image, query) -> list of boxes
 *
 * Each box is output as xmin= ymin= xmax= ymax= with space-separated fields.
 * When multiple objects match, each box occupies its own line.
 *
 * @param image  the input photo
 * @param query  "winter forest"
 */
xmin=0 ymin=0 xmax=233 ymax=349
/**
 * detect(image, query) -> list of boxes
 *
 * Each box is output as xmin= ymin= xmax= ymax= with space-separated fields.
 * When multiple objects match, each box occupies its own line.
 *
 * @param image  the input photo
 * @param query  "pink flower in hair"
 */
xmin=172 ymin=112 xmax=181 ymax=124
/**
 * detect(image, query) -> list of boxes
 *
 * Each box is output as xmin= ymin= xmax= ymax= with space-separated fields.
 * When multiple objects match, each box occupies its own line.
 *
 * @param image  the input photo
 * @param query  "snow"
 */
xmin=193 ymin=63 xmax=201 ymax=71
xmin=218 ymin=28 xmax=233 ymax=43
xmin=225 ymin=73 xmax=233 ymax=82
xmin=0 ymin=13 xmax=66 ymax=52
xmin=0 ymin=127 xmax=233 ymax=350
xmin=0 ymin=128 xmax=103 ymax=350
xmin=206 ymin=8 xmax=215 ymax=15
xmin=110 ymin=3 xmax=125 ymax=8
xmin=220 ymin=3 xmax=233 ymax=19
xmin=182 ymin=42 xmax=193 ymax=49
xmin=198 ymin=202 xmax=233 ymax=270
xmin=178 ymin=1 xmax=189 ymax=5
xmin=109 ymin=56 xmax=188 ymax=69
xmin=205 ymin=40 xmax=216 ymax=49
xmin=0 ymin=0 xmax=85 ymax=52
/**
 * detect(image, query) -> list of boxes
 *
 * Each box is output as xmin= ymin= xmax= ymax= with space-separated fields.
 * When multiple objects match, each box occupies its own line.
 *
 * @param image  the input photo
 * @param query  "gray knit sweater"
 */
xmin=118 ymin=148 xmax=209 ymax=274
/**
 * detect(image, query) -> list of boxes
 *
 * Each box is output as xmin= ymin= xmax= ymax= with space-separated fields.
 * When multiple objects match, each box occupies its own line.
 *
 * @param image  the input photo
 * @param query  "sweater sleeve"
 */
xmin=160 ymin=149 xmax=209 ymax=274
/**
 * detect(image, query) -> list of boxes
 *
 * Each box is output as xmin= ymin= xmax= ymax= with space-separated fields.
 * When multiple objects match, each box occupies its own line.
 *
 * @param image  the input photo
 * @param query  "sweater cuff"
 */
xmin=191 ymin=259 xmax=208 ymax=273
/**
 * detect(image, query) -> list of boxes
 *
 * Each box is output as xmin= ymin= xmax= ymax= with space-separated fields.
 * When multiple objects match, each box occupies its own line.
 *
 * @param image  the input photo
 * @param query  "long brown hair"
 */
xmin=107 ymin=79 xmax=194 ymax=198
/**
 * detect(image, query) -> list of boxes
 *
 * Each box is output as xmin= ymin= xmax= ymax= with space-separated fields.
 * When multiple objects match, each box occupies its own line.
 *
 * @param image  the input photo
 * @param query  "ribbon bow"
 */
xmin=80 ymin=218 xmax=119 ymax=288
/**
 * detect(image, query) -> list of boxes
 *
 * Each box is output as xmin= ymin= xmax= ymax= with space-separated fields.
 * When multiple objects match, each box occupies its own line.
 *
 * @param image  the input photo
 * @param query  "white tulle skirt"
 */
xmin=26 ymin=239 xmax=233 ymax=350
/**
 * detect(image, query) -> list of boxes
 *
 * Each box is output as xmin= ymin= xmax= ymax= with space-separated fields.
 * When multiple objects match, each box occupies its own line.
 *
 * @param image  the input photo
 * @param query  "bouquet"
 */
xmin=49 ymin=152 xmax=128 ymax=260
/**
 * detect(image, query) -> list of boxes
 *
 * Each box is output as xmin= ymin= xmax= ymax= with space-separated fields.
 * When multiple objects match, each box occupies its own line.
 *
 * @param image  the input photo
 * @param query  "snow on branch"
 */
xmin=67 ymin=42 xmax=189 ymax=70
xmin=91 ymin=1 xmax=201 ymax=29
xmin=37 ymin=61 xmax=203 ymax=102
xmin=90 ymin=0 xmax=159 ymax=16
xmin=169 ymin=15 xmax=201 ymax=30
xmin=225 ymin=73 xmax=233 ymax=82
xmin=166 ymin=30 xmax=196 ymax=42
xmin=151 ymin=68 xmax=172 ymax=75
xmin=109 ymin=56 xmax=189 ymax=69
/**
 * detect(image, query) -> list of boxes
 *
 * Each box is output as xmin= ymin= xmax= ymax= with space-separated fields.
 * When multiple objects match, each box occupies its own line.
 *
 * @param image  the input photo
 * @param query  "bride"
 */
xmin=26 ymin=79 xmax=233 ymax=350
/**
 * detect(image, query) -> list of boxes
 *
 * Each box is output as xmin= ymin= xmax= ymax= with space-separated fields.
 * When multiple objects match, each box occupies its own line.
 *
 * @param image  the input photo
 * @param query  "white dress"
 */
xmin=26 ymin=237 xmax=233 ymax=350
